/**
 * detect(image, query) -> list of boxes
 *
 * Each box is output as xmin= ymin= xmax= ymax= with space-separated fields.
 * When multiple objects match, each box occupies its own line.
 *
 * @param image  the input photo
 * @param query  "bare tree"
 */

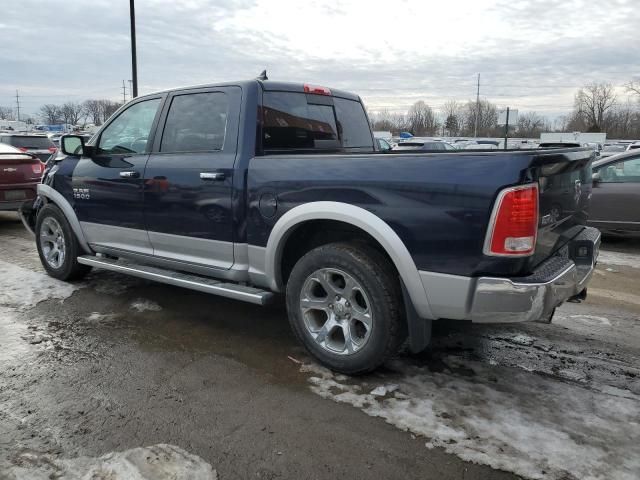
xmin=61 ymin=102 xmax=85 ymax=125
xmin=517 ymin=112 xmax=547 ymax=138
xmin=574 ymin=82 xmax=616 ymax=131
xmin=462 ymin=99 xmax=498 ymax=137
xmin=369 ymin=109 xmax=396 ymax=132
xmin=99 ymin=100 xmax=122 ymax=123
xmin=39 ymin=104 xmax=62 ymax=124
xmin=390 ymin=112 xmax=408 ymax=133
xmin=83 ymin=100 xmax=102 ymax=125
xmin=625 ymin=80 xmax=640 ymax=98
xmin=442 ymin=100 xmax=461 ymax=136
xmin=407 ymin=101 xmax=438 ymax=136
xmin=0 ymin=106 xmax=15 ymax=120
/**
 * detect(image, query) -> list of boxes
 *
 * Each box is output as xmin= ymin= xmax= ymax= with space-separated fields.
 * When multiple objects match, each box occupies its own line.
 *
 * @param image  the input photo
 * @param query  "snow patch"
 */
xmin=370 ymin=384 xmax=399 ymax=396
xmin=130 ymin=299 xmax=162 ymax=312
xmin=302 ymin=357 xmax=640 ymax=480
xmin=598 ymin=250 xmax=640 ymax=269
xmin=0 ymin=260 xmax=80 ymax=310
xmin=568 ymin=314 xmax=611 ymax=326
xmin=4 ymin=444 xmax=217 ymax=480
xmin=87 ymin=312 xmax=118 ymax=323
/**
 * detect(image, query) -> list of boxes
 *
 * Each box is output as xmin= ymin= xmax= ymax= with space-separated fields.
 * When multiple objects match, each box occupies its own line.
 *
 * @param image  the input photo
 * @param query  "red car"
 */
xmin=0 ymin=143 xmax=44 ymax=211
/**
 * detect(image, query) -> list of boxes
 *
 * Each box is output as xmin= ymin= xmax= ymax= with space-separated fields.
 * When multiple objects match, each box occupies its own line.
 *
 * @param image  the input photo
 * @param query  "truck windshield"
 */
xmin=262 ymin=92 xmax=373 ymax=152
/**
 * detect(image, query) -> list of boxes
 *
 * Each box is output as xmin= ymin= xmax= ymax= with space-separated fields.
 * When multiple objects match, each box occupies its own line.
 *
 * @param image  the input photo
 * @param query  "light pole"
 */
xmin=129 ymin=0 xmax=138 ymax=98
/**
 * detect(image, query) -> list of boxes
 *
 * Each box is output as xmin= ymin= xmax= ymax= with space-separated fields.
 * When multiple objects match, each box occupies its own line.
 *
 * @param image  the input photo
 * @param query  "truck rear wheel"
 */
xmin=286 ymin=242 xmax=406 ymax=375
xmin=36 ymin=203 xmax=91 ymax=281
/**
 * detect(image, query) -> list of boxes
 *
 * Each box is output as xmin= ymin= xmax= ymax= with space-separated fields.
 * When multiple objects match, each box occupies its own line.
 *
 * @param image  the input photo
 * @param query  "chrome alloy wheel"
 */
xmin=39 ymin=217 xmax=66 ymax=269
xmin=299 ymin=268 xmax=373 ymax=355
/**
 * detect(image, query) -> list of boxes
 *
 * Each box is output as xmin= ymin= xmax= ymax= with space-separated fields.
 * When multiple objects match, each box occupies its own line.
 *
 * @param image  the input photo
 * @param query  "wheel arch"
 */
xmin=265 ymin=201 xmax=434 ymax=320
xmin=36 ymin=184 xmax=92 ymax=254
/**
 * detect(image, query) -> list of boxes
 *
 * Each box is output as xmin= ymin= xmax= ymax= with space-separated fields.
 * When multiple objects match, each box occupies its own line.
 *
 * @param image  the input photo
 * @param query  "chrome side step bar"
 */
xmin=77 ymin=255 xmax=273 ymax=305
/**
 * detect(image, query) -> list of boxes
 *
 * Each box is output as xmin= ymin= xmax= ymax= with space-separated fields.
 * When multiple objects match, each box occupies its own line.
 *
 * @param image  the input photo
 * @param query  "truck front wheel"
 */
xmin=35 ymin=203 xmax=91 ymax=281
xmin=286 ymin=242 xmax=406 ymax=375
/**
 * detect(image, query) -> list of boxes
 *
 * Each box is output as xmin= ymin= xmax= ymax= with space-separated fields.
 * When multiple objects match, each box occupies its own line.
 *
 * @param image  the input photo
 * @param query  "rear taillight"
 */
xmin=18 ymin=147 xmax=28 ymax=152
xmin=31 ymin=163 xmax=43 ymax=175
xmin=48 ymin=146 xmax=57 ymax=154
xmin=484 ymin=183 xmax=539 ymax=257
xmin=304 ymin=84 xmax=332 ymax=96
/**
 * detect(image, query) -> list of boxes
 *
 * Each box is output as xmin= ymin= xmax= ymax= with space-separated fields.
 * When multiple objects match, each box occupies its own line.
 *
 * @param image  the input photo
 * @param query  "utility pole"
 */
xmin=503 ymin=107 xmax=510 ymax=150
xmin=474 ymin=73 xmax=480 ymax=138
xmin=122 ymin=80 xmax=127 ymax=103
xmin=15 ymin=90 xmax=20 ymax=121
xmin=129 ymin=0 xmax=138 ymax=98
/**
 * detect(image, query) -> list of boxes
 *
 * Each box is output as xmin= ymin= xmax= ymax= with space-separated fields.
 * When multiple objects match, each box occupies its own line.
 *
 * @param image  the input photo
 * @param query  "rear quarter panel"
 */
xmin=247 ymin=151 xmax=539 ymax=277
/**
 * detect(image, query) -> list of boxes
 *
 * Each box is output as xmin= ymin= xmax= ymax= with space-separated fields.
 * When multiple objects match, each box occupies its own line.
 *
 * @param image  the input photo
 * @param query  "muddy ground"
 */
xmin=0 ymin=212 xmax=638 ymax=480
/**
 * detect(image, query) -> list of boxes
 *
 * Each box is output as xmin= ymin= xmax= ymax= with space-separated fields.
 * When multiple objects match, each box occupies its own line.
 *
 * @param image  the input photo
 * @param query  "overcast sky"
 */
xmin=1 ymin=0 xmax=638 ymax=119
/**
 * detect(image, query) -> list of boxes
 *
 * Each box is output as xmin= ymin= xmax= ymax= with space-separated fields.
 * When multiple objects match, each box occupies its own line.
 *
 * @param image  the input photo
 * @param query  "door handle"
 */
xmin=200 ymin=172 xmax=225 ymax=181
xmin=119 ymin=170 xmax=139 ymax=178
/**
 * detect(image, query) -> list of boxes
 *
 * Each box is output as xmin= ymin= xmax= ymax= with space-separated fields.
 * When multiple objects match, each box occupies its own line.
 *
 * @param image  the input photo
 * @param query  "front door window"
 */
xmin=98 ymin=99 xmax=161 ymax=155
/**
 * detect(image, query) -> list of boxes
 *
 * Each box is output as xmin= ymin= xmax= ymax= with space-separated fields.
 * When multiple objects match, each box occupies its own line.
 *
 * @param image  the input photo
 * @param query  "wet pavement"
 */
xmin=0 ymin=212 xmax=638 ymax=480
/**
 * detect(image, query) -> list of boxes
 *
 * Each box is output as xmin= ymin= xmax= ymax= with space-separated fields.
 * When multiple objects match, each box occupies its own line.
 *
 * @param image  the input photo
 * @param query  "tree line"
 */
xmin=369 ymin=80 xmax=640 ymax=139
xmin=2 ymin=80 xmax=639 ymax=138
xmin=0 ymin=99 xmax=123 ymax=126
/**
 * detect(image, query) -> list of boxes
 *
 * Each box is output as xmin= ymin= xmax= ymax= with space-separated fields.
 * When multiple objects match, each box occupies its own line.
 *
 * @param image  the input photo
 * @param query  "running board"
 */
xmin=77 ymin=255 xmax=273 ymax=305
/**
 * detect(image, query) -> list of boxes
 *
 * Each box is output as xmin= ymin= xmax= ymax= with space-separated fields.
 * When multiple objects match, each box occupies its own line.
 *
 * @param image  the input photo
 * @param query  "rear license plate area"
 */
xmin=4 ymin=190 xmax=27 ymax=201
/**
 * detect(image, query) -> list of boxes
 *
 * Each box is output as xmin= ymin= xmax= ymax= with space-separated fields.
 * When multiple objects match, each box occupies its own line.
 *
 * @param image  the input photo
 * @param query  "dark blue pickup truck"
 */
xmin=22 ymin=79 xmax=600 ymax=374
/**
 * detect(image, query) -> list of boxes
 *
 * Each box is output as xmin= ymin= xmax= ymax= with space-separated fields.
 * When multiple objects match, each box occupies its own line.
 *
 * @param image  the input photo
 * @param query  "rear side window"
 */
xmin=161 ymin=92 xmax=228 ymax=152
xmin=262 ymin=92 xmax=372 ymax=152
xmin=3 ymin=136 xmax=53 ymax=149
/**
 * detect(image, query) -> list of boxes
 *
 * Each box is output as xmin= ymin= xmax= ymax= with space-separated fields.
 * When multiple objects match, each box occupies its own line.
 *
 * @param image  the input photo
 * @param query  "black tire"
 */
xmin=35 ymin=203 xmax=91 ymax=281
xmin=286 ymin=242 xmax=406 ymax=375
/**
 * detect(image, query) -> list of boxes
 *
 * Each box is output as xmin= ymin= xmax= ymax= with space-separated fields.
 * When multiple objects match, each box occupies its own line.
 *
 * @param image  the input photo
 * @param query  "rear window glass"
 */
xmin=262 ymin=92 xmax=372 ymax=152
xmin=3 ymin=136 xmax=53 ymax=149
xmin=263 ymin=92 xmax=338 ymax=151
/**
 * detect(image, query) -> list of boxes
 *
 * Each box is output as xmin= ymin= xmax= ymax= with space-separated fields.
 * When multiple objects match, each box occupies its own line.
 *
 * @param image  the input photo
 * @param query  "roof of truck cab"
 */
xmin=141 ymin=80 xmax=361 ymax=102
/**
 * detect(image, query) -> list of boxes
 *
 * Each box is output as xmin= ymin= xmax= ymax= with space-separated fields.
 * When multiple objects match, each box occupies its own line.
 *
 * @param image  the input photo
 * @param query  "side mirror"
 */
xmin=61 ymin=135 xmax=85 ymax=156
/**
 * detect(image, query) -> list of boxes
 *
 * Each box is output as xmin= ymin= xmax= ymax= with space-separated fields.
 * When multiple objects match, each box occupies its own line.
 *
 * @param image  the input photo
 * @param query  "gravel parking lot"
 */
xmin=0 ymin=211 xmax=638 ymax=480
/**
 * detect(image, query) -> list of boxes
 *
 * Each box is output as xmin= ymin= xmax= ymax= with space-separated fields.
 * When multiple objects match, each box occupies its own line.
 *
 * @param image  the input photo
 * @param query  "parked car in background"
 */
xmin=0 ymin=143 xmax=44 ymax=211
xmin=539 ymin=142 xmax=582 ymax=149
xmin=625 ymin=142 xmax=640 ymax=152
xmin=393 ymin=140 xmax=456 ymax=151
xmin=375 ymin=137 xmax=393 ymax=151
xmin=600 ymin=144 xmax=627 ymax=158
xmin=590 ymin=151 xmax=640 ymax=237
xmin=0 ymin=134 xmax=57 ymax=163
xmin=465 ymin=143 xmax=498 ymax=150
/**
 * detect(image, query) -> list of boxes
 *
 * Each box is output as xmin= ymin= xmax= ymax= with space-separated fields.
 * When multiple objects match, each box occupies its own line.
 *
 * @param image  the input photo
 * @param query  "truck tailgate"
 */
xmin=531 ymin=148 xmax=594 ymax=269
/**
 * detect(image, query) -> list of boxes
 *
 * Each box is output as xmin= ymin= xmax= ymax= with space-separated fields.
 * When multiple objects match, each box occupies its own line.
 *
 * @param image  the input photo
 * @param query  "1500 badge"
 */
xmin=73 ymin=188 xmax=90 ymax=200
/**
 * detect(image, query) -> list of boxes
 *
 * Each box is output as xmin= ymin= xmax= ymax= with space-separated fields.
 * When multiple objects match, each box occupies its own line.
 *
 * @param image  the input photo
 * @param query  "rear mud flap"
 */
xmin=402 ymin=281 xmax=432 ymax=353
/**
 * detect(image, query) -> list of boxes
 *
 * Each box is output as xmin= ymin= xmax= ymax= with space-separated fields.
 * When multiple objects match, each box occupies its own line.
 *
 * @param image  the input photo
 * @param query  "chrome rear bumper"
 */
xmin=469 ymin=227 xmax=601 ymax=323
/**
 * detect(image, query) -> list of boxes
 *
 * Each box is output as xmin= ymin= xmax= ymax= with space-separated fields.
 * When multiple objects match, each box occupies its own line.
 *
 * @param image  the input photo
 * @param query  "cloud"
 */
xmin=1 ymin=0 xmax=638 ymax=118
